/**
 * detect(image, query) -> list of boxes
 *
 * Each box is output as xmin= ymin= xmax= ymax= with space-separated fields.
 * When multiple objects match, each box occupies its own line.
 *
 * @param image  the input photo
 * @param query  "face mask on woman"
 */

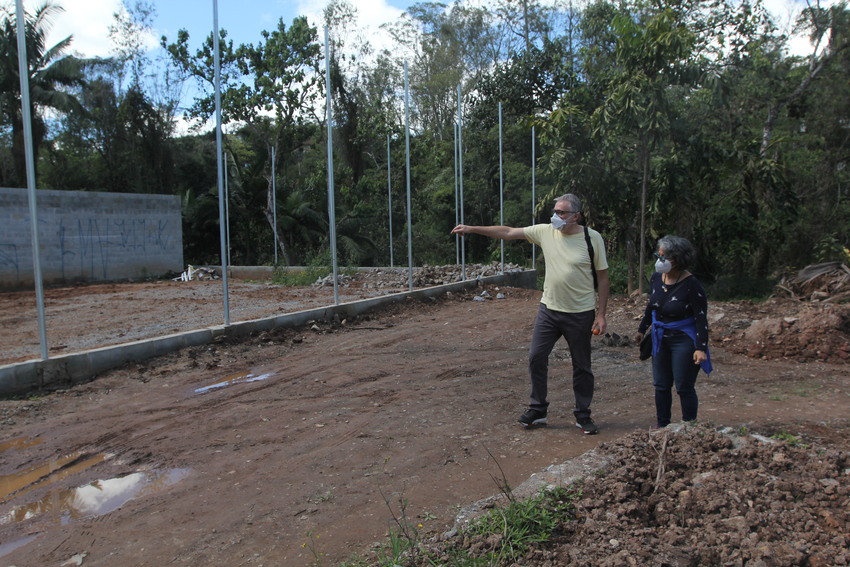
xmin=655 ymin=258 xmax=672 ymax=274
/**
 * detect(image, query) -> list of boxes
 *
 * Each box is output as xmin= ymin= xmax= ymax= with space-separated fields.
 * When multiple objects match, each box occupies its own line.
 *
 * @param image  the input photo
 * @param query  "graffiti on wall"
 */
xmin=0 ymin=189 xmax=182 ymax=287
xmin=1 ymin=216 xmax=177 ymax=284
xmin=0 ymin=243 xmax=18 ymax=282
xmin=59 ymin=217 xmax=176 ymax=280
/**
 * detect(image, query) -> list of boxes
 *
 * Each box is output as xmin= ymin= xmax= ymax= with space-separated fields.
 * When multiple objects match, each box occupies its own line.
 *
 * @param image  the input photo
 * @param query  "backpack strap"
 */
xmin=583 ymin=225 xmax=598 ymax=290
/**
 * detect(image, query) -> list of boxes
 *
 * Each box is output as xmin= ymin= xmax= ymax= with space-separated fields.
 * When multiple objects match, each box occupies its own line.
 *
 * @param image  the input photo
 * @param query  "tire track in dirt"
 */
xmin=2 ymin=290 xmax=848 ymax=566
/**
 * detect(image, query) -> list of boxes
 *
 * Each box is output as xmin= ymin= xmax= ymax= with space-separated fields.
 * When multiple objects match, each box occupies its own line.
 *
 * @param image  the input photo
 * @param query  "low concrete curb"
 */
xmin=0 ymin=270 xmax=536 ymax=398
xmin=452 ymin=447 xmax=613 ymax=531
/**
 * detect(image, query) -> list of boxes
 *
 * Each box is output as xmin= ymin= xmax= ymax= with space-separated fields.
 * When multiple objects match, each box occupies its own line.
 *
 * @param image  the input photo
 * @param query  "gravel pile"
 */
xmin=414 ymin=422 xmax=850 ymax=567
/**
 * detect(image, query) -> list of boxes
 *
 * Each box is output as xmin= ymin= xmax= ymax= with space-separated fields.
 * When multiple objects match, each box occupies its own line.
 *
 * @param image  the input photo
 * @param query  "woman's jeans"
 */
xmin=652 ymin=333 xmax=700 ymax=426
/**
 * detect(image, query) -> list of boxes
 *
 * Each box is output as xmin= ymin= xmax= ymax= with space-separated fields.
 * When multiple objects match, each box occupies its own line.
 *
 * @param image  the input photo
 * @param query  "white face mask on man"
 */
xmin=655 ymin=258 xmax=673 ymax=273
xmin=550 ymin=211 xmax=577 ymax=229
xmin=550 ymin=213 xmax=568 ymax=229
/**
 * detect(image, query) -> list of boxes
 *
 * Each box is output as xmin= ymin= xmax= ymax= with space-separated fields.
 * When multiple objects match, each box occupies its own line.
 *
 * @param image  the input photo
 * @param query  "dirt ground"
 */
xmin=1 ymin=272 xmax=848 ymax=566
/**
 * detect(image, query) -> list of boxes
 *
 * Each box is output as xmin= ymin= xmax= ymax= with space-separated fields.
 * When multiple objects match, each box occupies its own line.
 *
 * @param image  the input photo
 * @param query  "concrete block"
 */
xmin=0 ymin=187 xmax=183 ymax=288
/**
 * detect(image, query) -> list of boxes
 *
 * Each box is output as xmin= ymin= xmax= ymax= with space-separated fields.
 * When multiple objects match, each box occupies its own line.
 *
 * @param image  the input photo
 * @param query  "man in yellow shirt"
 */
xmin=451 ymin=194 xmax=609 ymax=434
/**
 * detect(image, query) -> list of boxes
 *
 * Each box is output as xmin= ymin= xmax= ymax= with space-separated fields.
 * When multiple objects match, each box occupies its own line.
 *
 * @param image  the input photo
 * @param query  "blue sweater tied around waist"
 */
xmin=651 ymin=312 xmax=713 ymax=374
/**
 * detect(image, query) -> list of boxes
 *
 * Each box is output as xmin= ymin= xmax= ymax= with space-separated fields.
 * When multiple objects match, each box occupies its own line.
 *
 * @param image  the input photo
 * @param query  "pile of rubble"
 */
xmin=730 ymin=300 xmax=850 ymax=362
xmin=415 ymin=422 xmax=850 ymax=567
xmin=715 ymin=262 xmax=850 ymax=363
xmin=776 ymin=261 xmax=850 ymax=302
xmin=312 ymin=263 xmax=525 ymax=289
xmin=412 ymin=262 xmax=525 ymax=287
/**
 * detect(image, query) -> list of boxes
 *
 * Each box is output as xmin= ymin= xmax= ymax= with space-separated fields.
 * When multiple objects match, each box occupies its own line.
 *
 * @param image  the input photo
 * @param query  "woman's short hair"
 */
xmin=658 ymin=235 xmax=695 ymax=270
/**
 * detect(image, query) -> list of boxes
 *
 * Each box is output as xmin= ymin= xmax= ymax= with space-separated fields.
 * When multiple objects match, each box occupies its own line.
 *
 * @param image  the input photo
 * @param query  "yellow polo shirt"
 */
xmin=524 ymin=224 xmax=608 ymax=313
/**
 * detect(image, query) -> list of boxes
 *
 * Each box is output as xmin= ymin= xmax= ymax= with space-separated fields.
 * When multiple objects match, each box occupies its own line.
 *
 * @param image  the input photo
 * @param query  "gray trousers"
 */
xmin=527 ymin=304 xmax=596 ymax=419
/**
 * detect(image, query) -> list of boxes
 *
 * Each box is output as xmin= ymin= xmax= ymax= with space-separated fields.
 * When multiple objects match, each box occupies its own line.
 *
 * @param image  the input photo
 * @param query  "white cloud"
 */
xmin=763 ymin=0 xmax=804 ymax=28
xmin=296 ymin=0 xmax=405 ymax=28
xmin=761 ymin=0 xmax=844 ymax=56
xmin=296 ymin=0 xmax=407 ymax=55
xmin=19 ymin=0 xmax=121 ymax=58
xmin=350 ymin=0 xmax=405 ymax=28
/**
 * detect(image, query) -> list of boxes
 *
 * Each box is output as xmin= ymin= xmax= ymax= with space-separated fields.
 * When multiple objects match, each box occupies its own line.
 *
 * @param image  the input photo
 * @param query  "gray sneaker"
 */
xmin=575 ymin=416 xmax=598 ymax=435
xmin=518 ymin=408 xmax=547 ymax=427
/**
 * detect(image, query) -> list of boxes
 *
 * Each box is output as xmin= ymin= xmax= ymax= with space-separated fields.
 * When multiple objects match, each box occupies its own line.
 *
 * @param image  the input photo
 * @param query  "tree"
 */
xmin=108 ymin=0 xmax=182 ymax=125
xmin=163 ymin=16 xmax=322 ymax=265
xmin=597 ymin=7 xmax=697 ymax=292
xmin=386 ymin=2 xmax=513 ymax=135
xmin=494 ymin=0 xmax=558 ymax=55
xmin=42 ymin=76 xmax=174 ymax=194
xmin=693 ymin=1 xmax=850 ymax=279
xmin=470 ymin=37 xmax=575 ymax=124
xmin=0 ymin=1 xmax=85 ymax=187
xmin=108 ymin=0 xmax=153 ymax=91
xmin=761 ymin=2 xmax=850 ymax=157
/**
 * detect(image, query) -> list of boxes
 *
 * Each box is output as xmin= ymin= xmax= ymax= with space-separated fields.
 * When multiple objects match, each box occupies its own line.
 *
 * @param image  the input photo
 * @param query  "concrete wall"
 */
xmin=0 ymin=188 xmax=183 ymax=288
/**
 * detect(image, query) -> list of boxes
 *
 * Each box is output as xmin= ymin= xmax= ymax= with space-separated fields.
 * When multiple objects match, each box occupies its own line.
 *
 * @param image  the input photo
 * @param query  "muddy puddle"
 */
xmin=1 ymin=437 xmax=189 ymax=558
xmin=193 ymin=370 xmax=274 ymax=394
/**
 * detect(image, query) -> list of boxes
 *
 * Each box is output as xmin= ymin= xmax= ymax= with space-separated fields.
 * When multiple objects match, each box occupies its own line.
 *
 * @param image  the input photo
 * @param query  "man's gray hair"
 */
xmin=554 ymin=193 xmax=581 ymax=213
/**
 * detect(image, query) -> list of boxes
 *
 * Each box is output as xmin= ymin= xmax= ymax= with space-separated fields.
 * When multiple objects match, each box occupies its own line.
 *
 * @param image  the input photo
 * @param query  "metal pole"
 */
xmin=15 ymin=0 xmax=48 ymax=360
xmin=454 ymin=121 xmax=459 ymax=265
xmin=213 ymin=0 xmax=230 ymax=325
xmin=457 ymin=85 xmax=465 ymax=281
xmin=224 ymin=152 xmax=231 ymax=267
xmin=531 ymin=126 xmax=536 ymax=266
xmin=499 ymin=102 xmax=504 ymax=273
xmin=325 ymin=28 xmax=339 ymax=304
xmin=404 ymin=62 xmax=413 ymax=291
xmin=272 ymin=145 xmax=278 ymax=265
xmin=387 ymin=134 xmax=394 ymax=268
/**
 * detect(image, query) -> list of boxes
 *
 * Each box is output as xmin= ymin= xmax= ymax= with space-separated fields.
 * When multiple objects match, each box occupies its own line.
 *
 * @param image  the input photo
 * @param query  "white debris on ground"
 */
xmin=173 ymin=265 xmax=220 ymax=281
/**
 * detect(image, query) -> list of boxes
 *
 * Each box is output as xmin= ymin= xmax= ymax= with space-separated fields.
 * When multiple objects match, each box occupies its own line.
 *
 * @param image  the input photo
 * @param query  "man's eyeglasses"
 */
xmin=553 ymin=209 xmax=577 ymax=217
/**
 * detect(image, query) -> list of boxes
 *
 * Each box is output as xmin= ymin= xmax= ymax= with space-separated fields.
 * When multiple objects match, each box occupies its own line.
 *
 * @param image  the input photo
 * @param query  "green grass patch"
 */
xmin=271 ymin=265 xmax=330 ymax=286
xmin=770 ymin=431 xmax=808 ymax=447
xmin=427 ymin=484 xmax=582 ymax=566
xmin=335 ymin=484 xmax=581 ymax=567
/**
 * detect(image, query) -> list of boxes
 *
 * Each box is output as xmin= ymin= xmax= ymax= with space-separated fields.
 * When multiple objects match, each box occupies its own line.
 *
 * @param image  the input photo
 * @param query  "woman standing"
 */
xmin=636 ymin=236 xmax=712 ymax=429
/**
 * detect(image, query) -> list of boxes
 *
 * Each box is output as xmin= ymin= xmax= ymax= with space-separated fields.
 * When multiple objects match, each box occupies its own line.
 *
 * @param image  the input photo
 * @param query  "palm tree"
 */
xmin=0 ymin=1 xmax=85 ymax=187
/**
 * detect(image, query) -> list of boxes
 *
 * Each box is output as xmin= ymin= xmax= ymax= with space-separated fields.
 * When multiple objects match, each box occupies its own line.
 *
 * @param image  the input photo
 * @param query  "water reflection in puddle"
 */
xmin=194 ymin=371 xmax=274 ymax=394
xmin=1 ymin=452 xmax=106 ymax=502
xmin=2 ymin=468 xmax=189 ymax=526
xmin=0 ymin=535 xmax=36 ymax=557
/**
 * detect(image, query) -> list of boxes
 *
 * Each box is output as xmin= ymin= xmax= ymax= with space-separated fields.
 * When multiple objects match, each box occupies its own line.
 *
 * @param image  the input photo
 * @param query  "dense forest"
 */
xmin=2 ymin=0 xmax=849 ymax=296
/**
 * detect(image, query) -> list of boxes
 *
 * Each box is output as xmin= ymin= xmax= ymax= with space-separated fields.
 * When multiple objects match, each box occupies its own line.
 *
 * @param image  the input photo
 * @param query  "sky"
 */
xmin=22 ymin=0 xmax=825 ymax=62
xmin=12 ymin=0 xmax=829 ymax=132
xmin=23 ymin=0 xmax=415 ymax=59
